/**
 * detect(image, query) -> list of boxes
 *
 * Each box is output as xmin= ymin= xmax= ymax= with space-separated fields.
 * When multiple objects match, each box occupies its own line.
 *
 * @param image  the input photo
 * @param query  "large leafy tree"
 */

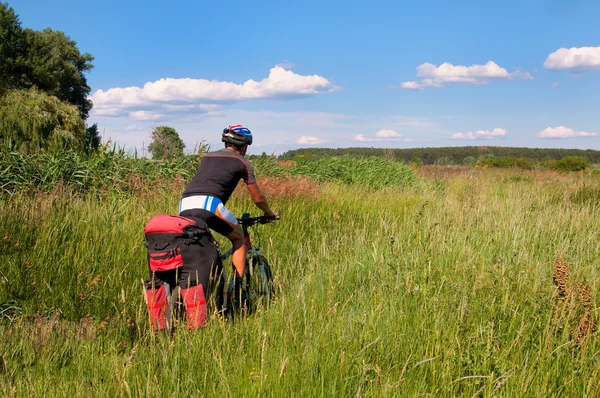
xmin=0 ymin=2 xmax=94 ymax=120
xmin=0 ymin=88 xmax=85 ymax=151
xmin=148 ymin=126 xmax=185 ymax=159
xmin=22 ymin=28 xmax=94 ymax=120
xmin=0 ymin=2 xmax=27 ymax=94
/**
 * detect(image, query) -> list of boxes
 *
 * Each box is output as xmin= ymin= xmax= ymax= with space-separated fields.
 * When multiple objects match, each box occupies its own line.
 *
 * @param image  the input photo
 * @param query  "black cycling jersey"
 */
xmin=182 ymin=148 xmax=256 ymax=204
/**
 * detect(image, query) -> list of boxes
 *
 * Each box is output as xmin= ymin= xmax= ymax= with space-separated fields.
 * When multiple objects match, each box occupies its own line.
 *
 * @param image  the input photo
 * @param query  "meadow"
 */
xmin=0 ymin=153 xmax=599 ymax=396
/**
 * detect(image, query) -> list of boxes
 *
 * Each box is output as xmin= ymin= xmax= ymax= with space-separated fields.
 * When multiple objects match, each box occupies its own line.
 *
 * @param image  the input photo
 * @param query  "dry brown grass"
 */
xmin=553 ymin=255 xmax=570 ymax=299
xmin=2 ymin=315 xmax=98 ymax=346
xmin=416 ymin=166 xmax=482 ymax=180
xmin=416 ymin=166 xmax=576 ymax=183
xmin=231 ymin=175 xmax=322 ymax=201
xmin=259 ymin=176 xmax=322 ymax=200
xmin=277 ymin=160 xmax=296 ymax=168
xmin=552 ymin=255 xmax=596 ymax=344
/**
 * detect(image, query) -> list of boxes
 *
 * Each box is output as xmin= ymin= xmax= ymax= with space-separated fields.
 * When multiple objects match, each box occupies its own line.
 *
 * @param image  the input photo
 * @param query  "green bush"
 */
xmin=463 ymin=156 xmax=476 ymax=167
xmin=476 ymin=156 xmax=533 ymax=169
xmin=554 ymin=156 xmax=590 ymax=172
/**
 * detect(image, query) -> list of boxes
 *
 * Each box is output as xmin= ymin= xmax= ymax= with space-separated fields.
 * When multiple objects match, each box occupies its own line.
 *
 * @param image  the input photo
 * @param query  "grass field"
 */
xmin=1 ymin=163 xmax=599 ymax=396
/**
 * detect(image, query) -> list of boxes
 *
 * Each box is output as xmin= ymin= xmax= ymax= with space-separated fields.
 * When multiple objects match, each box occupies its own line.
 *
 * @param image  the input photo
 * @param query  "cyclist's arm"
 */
xmin=247 ymin=183 xmax=276 ymax=217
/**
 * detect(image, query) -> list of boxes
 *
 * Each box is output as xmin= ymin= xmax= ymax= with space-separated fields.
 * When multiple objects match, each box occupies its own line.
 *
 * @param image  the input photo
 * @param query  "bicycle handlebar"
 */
xmin=237 ymin=212 xmax=281 ymax=227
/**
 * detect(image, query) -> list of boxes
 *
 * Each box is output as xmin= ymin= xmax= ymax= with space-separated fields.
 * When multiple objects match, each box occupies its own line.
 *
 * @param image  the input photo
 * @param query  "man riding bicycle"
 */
xmin=179 ymin=125 xmax=277 ymax=286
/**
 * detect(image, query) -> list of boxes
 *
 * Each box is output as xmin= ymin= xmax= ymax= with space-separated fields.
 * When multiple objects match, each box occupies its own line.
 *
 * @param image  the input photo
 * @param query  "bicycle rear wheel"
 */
xmin=166 ymin=285 xmax=183 ymax=334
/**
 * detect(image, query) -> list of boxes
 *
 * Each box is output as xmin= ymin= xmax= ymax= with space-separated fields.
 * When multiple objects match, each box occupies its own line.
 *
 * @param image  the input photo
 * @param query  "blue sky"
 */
xmin=10 ymin=0 xmax=600 ymax=155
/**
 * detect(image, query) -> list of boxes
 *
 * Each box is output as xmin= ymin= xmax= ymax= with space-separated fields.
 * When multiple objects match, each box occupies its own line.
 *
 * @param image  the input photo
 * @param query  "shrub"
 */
xmin=554 ymin=156 xmax=589 ymax=172
xmin=463 ymin=156 xmax=476 ymax=167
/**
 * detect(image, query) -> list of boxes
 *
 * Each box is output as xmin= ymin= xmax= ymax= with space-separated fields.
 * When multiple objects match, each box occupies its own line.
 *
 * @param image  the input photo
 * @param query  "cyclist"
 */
xmin=179 ymin=125 xmax=277 ymax=287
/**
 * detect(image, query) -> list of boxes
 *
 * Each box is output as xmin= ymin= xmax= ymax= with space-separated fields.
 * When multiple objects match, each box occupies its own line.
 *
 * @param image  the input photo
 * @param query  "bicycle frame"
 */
xmin=219 ymin=213 xmax=275 ymax=260
xmin=218 ymin=213 xmax=278 ymax=314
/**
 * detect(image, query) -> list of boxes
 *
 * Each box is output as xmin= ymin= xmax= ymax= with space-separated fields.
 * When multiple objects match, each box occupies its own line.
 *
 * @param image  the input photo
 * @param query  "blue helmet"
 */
xmin=222 ymin=124 xmax=253 ymax=146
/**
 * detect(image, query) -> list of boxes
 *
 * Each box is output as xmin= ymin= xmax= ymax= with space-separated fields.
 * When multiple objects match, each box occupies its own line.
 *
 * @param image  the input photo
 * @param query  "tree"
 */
xmin=463 ymin=156 xmax=476 ymax=167
xmin=0 ymin=2 xmax=27 ymax=94
xmin=22 ymin=28 xmax=94 ymax=119
xmin=0 ymin=3 xmax=94 ymax=120
xmin=148 ymin=126 xmax=185 ymax=159
xmin=84 ymin=123 xmax=101 ymax=154
xmin=0 ymin=88 xmax=85 ymax=150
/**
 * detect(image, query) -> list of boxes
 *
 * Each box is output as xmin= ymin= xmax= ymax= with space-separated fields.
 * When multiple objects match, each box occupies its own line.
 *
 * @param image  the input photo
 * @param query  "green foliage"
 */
xmin=0 ymin=148 xmax=417 ymax=195
xmin=0 ymin=2 xmax=27 ymax=95
xmin=0 ymin=2 xmax=93 ymax=119
xmin=292 ymin=153 xmax=313 ymax=163
xmin=252 ymin=155 xmax=418 ymax=189
xmin=463 ymin=156 xmax=476 ymax=166
xmin=476 ymin=156 xmax=534 ymax=169
xmin=0 ymin=145 xmax=199 ymax=194
xmin=436 ymin=156 xmax=451 ymax=166
xmin=554 ymin=156 xmax=590 ymax=172
xmin=0 ymin=88 xmax=85 ymax=150
xmin=22 ymin=28 xmax=94 ymax=119
xmin=83 ymin=123 xmax=101 ymax=154
xmin=539 ymin=156 xmax=590 ymax=172
xmin=290 ymin=155 xmax=417 ymax=188
xmin=147 ymin=126 xmax=185 ymax=159
xmin=280 ymin=146 xmax=600 ymax=165
xmin=411 ymin=156 xmax=423 ymax=167
xmin=249 ymin=154 xmax=286 ymax=176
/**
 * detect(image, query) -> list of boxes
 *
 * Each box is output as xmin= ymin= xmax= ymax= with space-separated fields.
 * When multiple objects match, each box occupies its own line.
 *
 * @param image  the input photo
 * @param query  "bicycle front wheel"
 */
xmin=245 ymin=254 xmax=274 ymax=311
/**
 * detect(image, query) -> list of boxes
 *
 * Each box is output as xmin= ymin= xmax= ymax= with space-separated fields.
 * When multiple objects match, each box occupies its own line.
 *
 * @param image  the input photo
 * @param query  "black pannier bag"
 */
xmin=143 ymin=214 xmax=223 ymax=330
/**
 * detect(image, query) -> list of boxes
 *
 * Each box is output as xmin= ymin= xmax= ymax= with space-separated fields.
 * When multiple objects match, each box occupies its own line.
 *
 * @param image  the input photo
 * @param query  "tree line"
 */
xmin=279 ymin=146 xmax=600 ymax=166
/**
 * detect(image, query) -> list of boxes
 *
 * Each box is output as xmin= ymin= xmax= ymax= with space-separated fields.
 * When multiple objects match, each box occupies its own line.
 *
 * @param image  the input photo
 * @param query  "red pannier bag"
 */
xmin=144 ymin=214 xmax=219 ymax=275
xmin=143 ymin=214 xmax=223 ymax=330
xmin=144 ymin=215 xmax=201 ymax=272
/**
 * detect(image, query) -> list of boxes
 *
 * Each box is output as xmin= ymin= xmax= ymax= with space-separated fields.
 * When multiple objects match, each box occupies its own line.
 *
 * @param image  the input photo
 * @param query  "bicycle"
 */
xmin=221 ymin=213 xmax=279 ymax=316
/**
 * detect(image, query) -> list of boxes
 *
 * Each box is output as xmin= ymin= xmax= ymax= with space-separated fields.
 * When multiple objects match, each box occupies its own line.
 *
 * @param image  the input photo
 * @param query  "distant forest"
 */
xmin=278 ymin=146 xmax=600 ymax=165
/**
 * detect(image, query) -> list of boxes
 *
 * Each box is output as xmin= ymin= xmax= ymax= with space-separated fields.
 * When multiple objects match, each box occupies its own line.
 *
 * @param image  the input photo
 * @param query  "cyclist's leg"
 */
xmin=213 ymin=202 xmax=246 ymax=278
xmin=227 ymin=224 xmax=245 ymax=278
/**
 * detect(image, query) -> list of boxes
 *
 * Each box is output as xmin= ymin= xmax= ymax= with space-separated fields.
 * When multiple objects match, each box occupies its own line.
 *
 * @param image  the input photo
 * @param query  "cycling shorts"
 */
xmin=179 ymin=195 xmax=238 ymax=236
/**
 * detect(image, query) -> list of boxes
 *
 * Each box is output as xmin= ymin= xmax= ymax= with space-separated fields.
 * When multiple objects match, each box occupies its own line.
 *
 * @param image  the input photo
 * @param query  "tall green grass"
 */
xmin=0 ymin=166 xmax=599 ymax=396
xmin=1 ymin=149 xmax=417 ymax=194
xmin=0 ymin=147 xmax=200 ymax=194
xmin=252 ymin=154 xmax=418 ymax=189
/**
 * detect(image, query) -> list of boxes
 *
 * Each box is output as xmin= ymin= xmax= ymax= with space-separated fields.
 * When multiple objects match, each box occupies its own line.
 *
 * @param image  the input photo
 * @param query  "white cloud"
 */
xmin=452 ymin=128 xmax=507 ymax=140
xmin=552 ymin=82 xmax=560 ymax=88
xmin=90 ymin=66 xmax=335 ymax=116
xmin=544 ymin=46 xmax=600 ymax=72
xmin=375 ymin=129 xmax=401 ymax=138
xmin=400 ymin=81 xmax=422 ymax=90
xmin=354 ymin=129 xmax=403 ymax=142
xmin=297 ymin=136 xmax=324 ymax=145
xmin=401 ymin=61 xmax=532 ymax=90
xmin=537 ymin=126 xmax=597 ymax=139
xmin=162 ymin=104 xmax=221 ymax=112
xmin=129 ymin=110 xmax=166 ymax=121
xmin=353 ymin=134 xmax=372 ymax=142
